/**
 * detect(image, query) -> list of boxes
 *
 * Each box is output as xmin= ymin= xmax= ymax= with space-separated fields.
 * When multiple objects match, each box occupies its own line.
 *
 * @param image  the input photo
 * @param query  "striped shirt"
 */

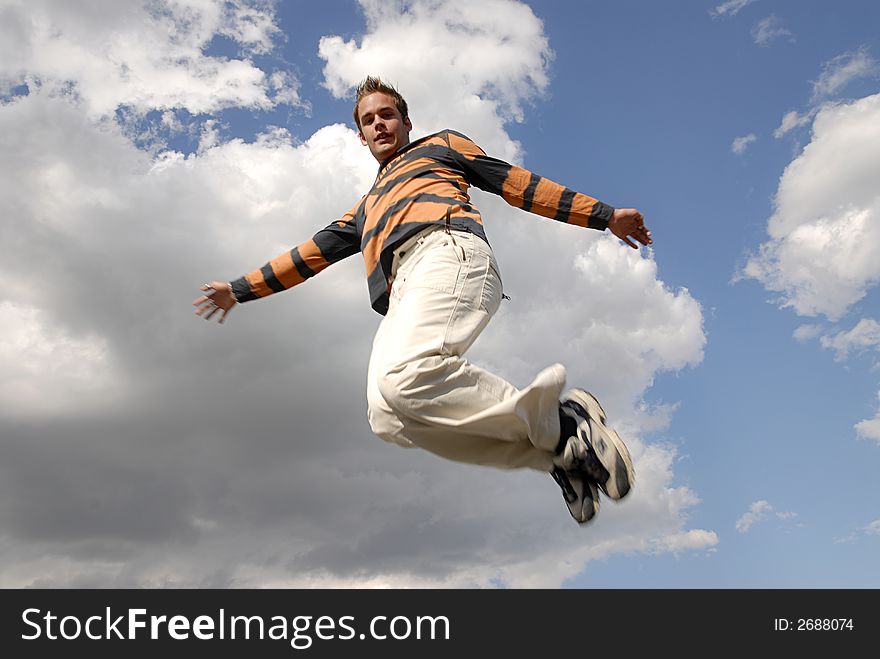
xmin=230 ymin=129 xmax=614 ymax=315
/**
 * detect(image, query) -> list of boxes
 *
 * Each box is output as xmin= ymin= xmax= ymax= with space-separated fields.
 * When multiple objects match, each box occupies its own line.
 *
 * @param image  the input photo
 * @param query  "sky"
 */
xmin=0 ymin=0 xmax=878 ymax=588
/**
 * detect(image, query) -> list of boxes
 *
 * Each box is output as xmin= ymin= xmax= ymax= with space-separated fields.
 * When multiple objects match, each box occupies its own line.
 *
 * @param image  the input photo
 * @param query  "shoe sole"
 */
xmin=551 ymin=467 xmax=599 ymax=524
xmin=563 ymin=389 xmax=634 ymax=500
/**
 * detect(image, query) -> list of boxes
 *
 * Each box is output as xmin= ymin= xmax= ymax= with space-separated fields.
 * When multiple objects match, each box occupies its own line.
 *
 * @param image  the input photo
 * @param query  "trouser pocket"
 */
xmin=398 ymin=230 xmax=464 ymax=295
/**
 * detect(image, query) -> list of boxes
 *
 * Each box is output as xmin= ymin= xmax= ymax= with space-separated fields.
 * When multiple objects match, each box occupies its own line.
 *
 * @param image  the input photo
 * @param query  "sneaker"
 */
xmin=555 ymin=405 xmax=609 ymax=482
xmin=551 ymin=466 xmax=599 ymax=524
xmin=559 ymin=389 xmax=635 ymax=500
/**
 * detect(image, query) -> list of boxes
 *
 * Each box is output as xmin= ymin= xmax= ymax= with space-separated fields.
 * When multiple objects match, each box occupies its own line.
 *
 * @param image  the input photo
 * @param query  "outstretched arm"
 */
xmin=447 ymin=131 xmax=652 ymax=246
xmin=193 ymin=202 xmax=362 ymax=324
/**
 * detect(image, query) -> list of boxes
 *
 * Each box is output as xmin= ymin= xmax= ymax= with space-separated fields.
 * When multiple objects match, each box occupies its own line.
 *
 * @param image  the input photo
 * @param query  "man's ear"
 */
xmin=404 ymin=116 xmax=412 ymax=133
xmin=358 ymin=130 xmax=368 ymax=146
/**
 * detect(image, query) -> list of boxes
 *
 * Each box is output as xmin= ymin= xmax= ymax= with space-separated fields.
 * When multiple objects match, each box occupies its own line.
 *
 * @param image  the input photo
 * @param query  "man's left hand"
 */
xmin=609 ymin=208 xmax=652 ymax=249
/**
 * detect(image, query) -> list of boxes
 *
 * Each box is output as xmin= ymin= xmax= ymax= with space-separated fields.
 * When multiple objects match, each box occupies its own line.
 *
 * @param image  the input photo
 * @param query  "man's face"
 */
xmin=357 ymin=92 xmax=412 ymax=163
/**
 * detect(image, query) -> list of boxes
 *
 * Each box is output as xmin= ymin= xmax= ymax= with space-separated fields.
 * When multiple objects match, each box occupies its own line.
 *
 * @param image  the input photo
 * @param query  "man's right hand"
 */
xmin=193 ymin=281 xmax=237 ymax=324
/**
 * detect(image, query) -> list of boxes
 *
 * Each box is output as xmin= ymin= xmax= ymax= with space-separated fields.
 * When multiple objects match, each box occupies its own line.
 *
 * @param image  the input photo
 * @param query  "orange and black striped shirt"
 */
xmin=230 ymin=129 xmax=614 ymax=315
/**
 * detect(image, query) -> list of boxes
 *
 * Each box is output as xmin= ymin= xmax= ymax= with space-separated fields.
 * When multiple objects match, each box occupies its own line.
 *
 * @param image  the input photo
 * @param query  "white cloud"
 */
xmin=319 ymin=0 xmax=552 ymax=158
xmin=566 ymin=239 xmax=706 ymax=405
xmin=836 ymin=518 xmax=880 ymax=543
xmin=735 ymin=500 xmax=797 ymax=533
xmin=741 ymin=93 xmax=880 ymax=321
xmin=0 ymin=0 xmax=712 ymax=587
xmin=0 ymin=0 xmax=299 ymax=119
xmin=855 ymin=417 xmax=880 ymax=443
xmin=855 ymin=392 xmax=880 ymax=445
xmin=793 ymin=324 xmax=823 ymax=342
xmin=773 ymin=109 xmax=813 ymax=138
xmin=812 ymin=48 xmax=880 ymax=102
xmin=819 ymin=319 xmax=880 ymax=361
xmin=756 ymin=75 xmax=880 ymax=452
xmin=731 ymin=133 xmax=757 ymax=155
xmin=710 ymin=0 xmax=756 ymax=19
xmin=736 ymin=500 xmax=772 ymax=533
xmin=197 ymin=118 xmax=222 ymax=152
xmin=774 ymin=49 xmax=878 ymax=140
xmin=216 ymin=0 xmax=280 ymax=54
xmin=651 ymin=530 xmax=719 ymax=554
xmin=268 ymin=69 xmax=305 ymax=108
xmin=751 ymin=15 xmax=794 ymax=47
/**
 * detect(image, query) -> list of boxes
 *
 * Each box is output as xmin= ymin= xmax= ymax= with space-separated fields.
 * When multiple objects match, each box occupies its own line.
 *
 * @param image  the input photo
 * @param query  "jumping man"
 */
xmin=193 ymin=77 xmax=652 ymax=524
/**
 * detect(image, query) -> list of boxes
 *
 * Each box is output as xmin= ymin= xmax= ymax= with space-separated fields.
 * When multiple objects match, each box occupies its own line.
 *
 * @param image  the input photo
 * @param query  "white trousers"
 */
xmin=366 ymin=226 xmax=565 ymax=472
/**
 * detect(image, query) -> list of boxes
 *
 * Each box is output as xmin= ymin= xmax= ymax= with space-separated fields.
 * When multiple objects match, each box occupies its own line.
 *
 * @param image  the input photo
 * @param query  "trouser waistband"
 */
xmin=390 ymin=224 xmax=471 ymax=277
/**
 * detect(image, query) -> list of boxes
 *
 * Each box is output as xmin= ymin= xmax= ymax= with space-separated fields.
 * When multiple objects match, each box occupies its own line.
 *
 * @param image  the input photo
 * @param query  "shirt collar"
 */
xmin=376 ymin=133 xmax=430 ymax=176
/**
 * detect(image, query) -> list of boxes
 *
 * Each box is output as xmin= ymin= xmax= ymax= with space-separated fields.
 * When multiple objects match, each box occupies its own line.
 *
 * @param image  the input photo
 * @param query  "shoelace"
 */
xmin=561 ymin=402 xmax=611 ymax=484
xmin=573 ymin=447 xmax=610 ymax=485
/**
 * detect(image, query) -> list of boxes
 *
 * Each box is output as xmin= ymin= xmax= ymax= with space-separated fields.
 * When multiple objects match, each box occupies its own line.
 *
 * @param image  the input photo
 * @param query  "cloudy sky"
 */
xmin=1 ymin=0 xmax=878 ymax=588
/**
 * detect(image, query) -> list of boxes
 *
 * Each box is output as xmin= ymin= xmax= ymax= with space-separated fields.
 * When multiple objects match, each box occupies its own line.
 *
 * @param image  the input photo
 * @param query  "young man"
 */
xmin=193 ymin=77 xmax=652 ymax=524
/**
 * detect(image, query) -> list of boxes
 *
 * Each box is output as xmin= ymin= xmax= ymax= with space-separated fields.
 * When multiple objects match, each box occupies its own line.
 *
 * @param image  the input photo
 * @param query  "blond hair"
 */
xmin=352 ymin=76 xmax=409 ymax=130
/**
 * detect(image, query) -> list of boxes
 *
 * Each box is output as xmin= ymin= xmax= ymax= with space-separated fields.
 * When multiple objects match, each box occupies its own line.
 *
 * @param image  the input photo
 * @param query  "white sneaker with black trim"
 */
xmin=559 ymin=389 xmax=635 ymax=500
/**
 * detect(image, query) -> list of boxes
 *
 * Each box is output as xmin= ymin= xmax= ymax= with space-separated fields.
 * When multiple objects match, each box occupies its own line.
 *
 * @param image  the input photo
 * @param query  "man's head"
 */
xmin=353 ymin=76 xmax=412 ymax=163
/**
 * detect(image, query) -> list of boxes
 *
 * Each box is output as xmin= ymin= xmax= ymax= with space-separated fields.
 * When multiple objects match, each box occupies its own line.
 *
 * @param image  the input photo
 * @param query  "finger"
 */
xmin=623 ymin=236 xmax=638 ymax=249
xmin=205 ymin=305 xmax=220 ymax=320
xmin=195 ymin=300 xmax=218 ymax=316
xmin=192 ymin=295 xmax=208 ymax=306
xmin=219 ymin=308 xmax=230 ymax=324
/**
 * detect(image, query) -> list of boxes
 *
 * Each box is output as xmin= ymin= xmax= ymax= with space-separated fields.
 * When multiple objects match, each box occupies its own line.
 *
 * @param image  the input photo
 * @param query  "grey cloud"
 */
xmin=0 ymin=419 xmax=197 ymax=547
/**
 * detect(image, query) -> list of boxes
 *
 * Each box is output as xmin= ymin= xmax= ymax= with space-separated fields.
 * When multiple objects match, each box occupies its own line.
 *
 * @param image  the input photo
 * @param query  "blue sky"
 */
xmin=1 ymin=0 xmax=879 ymax=587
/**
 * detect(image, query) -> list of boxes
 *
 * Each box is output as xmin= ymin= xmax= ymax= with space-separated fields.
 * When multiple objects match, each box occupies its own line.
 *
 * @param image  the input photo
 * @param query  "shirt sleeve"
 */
xmin=229 ymin=201 xmax=362 ymax=303
xmin=445 ymin=130 xmax=614 ymax=231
